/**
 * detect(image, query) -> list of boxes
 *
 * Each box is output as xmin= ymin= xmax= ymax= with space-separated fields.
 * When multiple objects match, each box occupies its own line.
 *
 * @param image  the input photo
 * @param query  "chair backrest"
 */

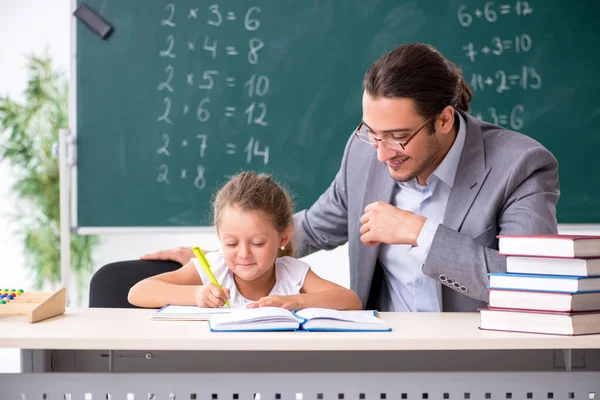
xmin=89 ymin=260 xmax=180 ymax=308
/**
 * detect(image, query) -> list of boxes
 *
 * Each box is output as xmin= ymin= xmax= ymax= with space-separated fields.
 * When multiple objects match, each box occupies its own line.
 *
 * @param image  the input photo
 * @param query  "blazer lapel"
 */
xmin=444 ymin=112 xmax=492 ymax=231
xmin=355 ymin=155 xmax=395 ymax=302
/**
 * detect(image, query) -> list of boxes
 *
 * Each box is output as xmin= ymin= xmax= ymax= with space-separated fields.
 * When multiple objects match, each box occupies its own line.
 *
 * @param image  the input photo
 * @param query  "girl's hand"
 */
xmin=247 ymin=295 xmax=302 ymax=310
xmin=194 ymin=284 xmax=230 ymax=308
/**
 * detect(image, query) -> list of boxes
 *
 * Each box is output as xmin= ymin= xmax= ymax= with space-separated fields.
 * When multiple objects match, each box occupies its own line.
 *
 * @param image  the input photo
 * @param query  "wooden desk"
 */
xmin=2 ymin=308 xmax=599 ymax=399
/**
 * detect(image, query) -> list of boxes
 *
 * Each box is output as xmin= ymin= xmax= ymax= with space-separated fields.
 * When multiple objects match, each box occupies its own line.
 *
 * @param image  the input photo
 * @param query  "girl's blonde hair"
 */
xmin=213 ymin=172 xmax=294 ymax=257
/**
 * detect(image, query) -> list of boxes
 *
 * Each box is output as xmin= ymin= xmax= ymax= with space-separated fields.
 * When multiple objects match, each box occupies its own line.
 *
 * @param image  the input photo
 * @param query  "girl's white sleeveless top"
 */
xmin=192 ymin=251 xmax=310 ymax=306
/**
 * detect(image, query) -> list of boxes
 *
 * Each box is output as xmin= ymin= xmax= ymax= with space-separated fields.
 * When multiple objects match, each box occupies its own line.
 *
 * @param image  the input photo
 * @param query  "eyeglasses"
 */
xmin=354 ymin=117 xmax=434 ymax=151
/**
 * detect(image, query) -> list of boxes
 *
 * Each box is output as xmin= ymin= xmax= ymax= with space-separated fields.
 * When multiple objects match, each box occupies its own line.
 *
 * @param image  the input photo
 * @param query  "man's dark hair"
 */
xmin=363 ymin=43 xmax=473 ymax=120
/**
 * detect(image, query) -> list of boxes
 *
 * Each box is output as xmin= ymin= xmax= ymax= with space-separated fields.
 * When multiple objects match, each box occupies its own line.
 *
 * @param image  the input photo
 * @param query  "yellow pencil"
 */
xmin=191 ymin=246 xmax=231 ymax=307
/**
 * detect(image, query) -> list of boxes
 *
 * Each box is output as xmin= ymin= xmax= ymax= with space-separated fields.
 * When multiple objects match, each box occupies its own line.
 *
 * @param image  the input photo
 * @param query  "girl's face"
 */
xmin=218 ymin=205 xmax=290 ymax=282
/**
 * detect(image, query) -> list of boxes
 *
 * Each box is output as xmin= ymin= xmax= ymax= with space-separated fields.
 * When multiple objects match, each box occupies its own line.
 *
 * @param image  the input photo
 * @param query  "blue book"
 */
xmin=488 ymin=272 xmax=600 ymax=293
xmin=208 ymin=307 xmax=391 ymax=332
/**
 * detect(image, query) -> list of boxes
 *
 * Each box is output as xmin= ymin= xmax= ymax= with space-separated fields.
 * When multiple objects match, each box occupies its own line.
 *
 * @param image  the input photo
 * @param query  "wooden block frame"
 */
xmin=0 ymin=287 xmax=66 ymax=323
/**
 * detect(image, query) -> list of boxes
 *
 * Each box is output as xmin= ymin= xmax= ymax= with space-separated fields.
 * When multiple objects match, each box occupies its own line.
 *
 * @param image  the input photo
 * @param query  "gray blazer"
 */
xmin=293 ymin=111 xmax=560 ymax=312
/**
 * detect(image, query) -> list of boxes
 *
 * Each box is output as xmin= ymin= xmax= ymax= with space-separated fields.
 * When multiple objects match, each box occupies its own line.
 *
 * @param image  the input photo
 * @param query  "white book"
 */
xmin=151 ymin=305 xmax=245 ymax=321
xmin=208 ymin=307 xmax=391 ymax=332
xmin=506 ymin=256 xmax=600 ymax=277
xmin=489 ymin=289 xmax=600 ymax=312
xmin=488 ymin=273 xmax=600 ymax=293
xmin=498 ymin=235 xmax=600 ymax=258
xmin=480 ymin=308 xmax=600 ymax=336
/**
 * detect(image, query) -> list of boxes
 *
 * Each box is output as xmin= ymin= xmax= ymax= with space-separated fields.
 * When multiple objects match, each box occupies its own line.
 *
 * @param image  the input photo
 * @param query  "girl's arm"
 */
xmin=127 ymin=261 xmax=203 ymax=308
xmin=297 ymin=270 xmax=362 ymax=310
xmin=248 ymin=270 xmax=362 ymax=310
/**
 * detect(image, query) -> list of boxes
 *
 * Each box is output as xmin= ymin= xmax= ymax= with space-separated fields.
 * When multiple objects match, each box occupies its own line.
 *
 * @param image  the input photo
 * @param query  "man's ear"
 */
xmin=438 ymin=105 xmax=455 ymax=135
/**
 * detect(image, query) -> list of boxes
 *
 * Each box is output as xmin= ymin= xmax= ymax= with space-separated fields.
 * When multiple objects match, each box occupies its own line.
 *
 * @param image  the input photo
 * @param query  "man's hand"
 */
xmin=140 ymin=247 xmax=196 ymax=265
xmin=359 ymin=201 xmax=426 ymax=247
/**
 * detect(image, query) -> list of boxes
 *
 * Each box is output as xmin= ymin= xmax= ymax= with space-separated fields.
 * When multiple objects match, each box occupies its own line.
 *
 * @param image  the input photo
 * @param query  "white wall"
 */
xmin=0 ymin=0 xmax=349 ymax=307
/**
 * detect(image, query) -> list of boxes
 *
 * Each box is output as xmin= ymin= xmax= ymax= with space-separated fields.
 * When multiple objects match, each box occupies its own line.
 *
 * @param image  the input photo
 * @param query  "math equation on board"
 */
xmin=155 ymin=3 xmax=270 ymax=190
xmin=457 ymin=0 xmax=539 ymax=131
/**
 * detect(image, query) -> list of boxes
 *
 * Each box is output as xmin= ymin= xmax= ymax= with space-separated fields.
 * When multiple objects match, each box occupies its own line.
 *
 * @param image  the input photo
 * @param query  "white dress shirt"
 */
xmin=378 ymin=113 xmax=467 ymax=312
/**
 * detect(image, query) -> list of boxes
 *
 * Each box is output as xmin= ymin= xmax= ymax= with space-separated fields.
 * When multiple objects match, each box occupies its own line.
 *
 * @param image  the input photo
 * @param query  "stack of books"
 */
xmin=479 ymin=234 xmax=600 ymax=336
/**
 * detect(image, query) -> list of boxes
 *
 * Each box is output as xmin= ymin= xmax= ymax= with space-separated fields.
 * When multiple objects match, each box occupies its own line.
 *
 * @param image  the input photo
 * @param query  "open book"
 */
xmin=208 ymin=307 xmax=392 ymax=332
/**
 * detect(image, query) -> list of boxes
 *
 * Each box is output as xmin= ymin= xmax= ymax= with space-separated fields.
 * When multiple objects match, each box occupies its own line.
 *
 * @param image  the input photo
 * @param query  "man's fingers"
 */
xmin=364 ymin=201 xmax=384 ymax=213
xmin=359 ymin=212 xmax=370 ymax=225
xmin=174 ymin=248 xmax=195 ymax=265
xmin=359 ymin=223 xmax=370 ymax=235
xmin=360 ymin=230 xmax=381 ymax=247
xmin=140 ymin=251 xmax=170 ymax=260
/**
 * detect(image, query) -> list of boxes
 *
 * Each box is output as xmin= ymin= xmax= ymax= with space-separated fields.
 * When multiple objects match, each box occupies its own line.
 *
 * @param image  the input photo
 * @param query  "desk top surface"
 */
xmin=1 ymin=308 xmax=599 ymax=351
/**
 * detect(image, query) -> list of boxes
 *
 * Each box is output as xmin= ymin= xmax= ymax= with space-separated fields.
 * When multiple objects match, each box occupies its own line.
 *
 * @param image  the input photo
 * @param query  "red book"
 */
xmin=497 ymin=234 xmax=600 ymax=258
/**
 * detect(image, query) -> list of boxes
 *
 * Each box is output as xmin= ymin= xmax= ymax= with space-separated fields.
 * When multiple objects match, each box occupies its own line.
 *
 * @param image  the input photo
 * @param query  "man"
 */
xmin=97 ymin=44 xmax=559 ymax=312
xmin=291 ymin=43 xmax=559 ymax=312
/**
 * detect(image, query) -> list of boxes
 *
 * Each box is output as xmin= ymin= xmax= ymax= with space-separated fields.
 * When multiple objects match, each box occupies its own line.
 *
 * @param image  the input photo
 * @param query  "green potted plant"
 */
xmin=0 ymin=53 xmax=97 ymax=305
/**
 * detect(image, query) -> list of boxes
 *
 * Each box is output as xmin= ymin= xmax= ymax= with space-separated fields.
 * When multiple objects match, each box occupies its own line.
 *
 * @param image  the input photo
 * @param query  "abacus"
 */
xmin=0 ymin=287 xmax=66 ymax=323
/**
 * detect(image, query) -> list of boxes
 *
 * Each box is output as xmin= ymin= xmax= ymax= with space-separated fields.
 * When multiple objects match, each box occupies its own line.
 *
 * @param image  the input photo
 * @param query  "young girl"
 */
xmin=128 ymin=172 xmax=362 ymax=310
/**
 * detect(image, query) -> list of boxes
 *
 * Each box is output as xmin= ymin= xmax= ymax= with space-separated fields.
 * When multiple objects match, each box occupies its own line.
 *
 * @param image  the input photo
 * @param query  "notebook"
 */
xmin=207 ymin=307 xmax=392 ymax=332
xmin=151 ymin=305 xmax=245 ymax=321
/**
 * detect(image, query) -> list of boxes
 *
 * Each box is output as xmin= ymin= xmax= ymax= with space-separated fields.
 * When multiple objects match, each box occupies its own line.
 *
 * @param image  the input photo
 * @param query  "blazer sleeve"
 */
xmin=293 ymin=136 xmax=355 ymax=258
xmin=422 ymin=146 xmax=560 ymax=302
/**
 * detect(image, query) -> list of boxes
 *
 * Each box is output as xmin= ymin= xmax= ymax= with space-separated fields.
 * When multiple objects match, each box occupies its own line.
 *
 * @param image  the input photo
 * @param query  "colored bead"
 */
xmin=0 ymin=300 xmax=5 ymax=304
xmin=18 ymin=289 xmax=24 ymax=293
xmin=8 ymin=295 xmax=14 ymax=300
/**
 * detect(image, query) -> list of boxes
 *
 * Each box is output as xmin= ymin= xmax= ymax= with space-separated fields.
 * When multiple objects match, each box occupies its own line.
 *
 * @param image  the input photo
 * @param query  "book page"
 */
xmin=295 ymin=308 xmax=382 ymax=323
xmin=156 ymin=305 xmax=240 ymax=315
xmin=210 ymin=306 xmax=299 ymax=325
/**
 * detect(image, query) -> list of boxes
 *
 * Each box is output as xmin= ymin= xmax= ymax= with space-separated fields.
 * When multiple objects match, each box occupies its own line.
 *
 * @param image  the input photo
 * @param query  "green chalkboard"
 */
xmin=75 ymin=0 xmax=600 ymax=230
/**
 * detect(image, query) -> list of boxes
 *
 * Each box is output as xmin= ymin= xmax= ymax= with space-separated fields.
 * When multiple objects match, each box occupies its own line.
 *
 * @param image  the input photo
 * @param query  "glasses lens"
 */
xmin=356 ymin=124 xmax=375 ymax=144
xmin=356 ymin=124 xmax=404 ymax=150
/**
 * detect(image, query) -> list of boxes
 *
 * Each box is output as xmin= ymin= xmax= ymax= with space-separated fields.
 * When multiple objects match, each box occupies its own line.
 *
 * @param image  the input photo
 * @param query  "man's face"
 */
xmin=361 ymin=93 xmax=442 ymax=183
